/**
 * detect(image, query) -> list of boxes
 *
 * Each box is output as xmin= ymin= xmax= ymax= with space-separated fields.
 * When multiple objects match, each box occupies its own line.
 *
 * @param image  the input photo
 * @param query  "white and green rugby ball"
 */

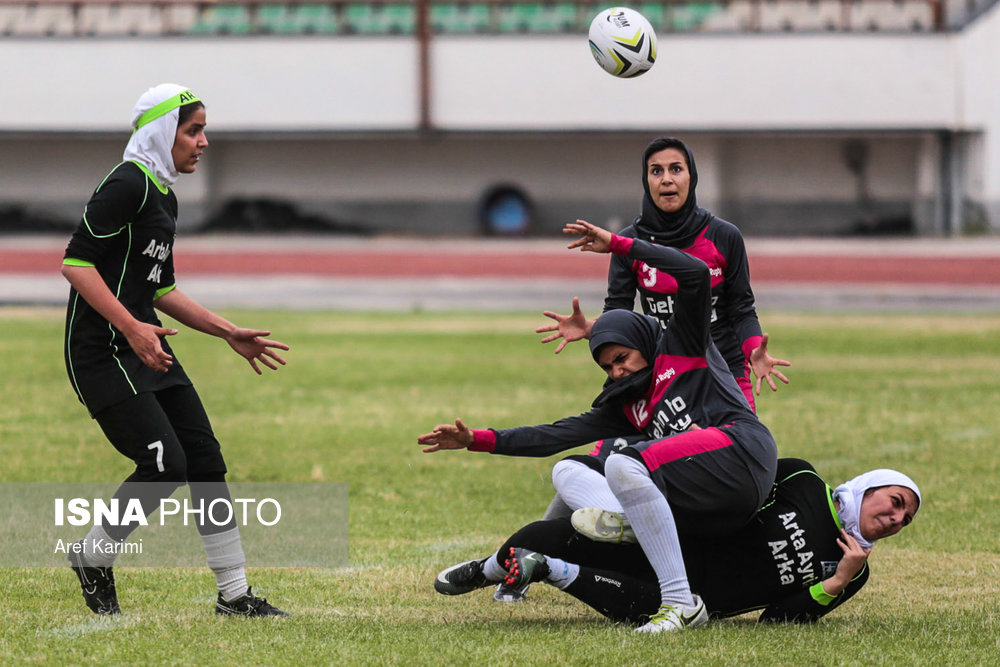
xmin=588 ymin=7 xmax=657 ymax=78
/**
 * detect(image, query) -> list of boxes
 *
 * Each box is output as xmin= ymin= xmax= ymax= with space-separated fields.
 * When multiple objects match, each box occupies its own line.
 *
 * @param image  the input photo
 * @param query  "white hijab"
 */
xmin=122 ymin=83 xmax=199 ymax=188
xmin=833 ymin=469 xmax=921 ymax=550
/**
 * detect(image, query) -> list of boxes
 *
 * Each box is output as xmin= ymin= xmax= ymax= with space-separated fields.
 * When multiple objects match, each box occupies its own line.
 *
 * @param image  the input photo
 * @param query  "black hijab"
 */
xmin=589 ymin=310 xmax=659 ymax=409
xmin=636 ymin=136 xmax=712 ymax=247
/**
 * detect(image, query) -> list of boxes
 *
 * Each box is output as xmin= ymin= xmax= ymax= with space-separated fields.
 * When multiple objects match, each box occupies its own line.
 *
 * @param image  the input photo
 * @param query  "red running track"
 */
xmin=2 ymin=247 xmax=999 ymax=285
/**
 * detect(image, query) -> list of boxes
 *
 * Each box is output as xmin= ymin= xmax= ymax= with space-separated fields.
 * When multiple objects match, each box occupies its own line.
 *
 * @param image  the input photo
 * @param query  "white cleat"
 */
xmin=636 ymin=595 xmax=708 ymax=633
xmin=571 ymin=507 xmax=637 ymax=544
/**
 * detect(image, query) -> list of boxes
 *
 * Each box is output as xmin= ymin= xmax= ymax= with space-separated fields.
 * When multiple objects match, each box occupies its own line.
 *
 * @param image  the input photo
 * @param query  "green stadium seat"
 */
xmin=636 ymin=2 xmax=665 ymax=31
xmin=258 ymin=3 xmax=341 ymax=34
xmin=343 ymin=3 xmax=415 ymax=34
xmin=667 ymin=2 xmax=720 ymax=31
xmin=497 ymin=2 xmax=579 ymax=33
xmin=430 ymin=3 xmax=492 ymax=33
xmin=189 ymin=5 xmax=252 ymax=35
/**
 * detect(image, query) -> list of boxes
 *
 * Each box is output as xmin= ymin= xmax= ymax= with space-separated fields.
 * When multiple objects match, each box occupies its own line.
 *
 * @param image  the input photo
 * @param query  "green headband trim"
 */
xmin=134 ymin=90 xmax=200 ymax=131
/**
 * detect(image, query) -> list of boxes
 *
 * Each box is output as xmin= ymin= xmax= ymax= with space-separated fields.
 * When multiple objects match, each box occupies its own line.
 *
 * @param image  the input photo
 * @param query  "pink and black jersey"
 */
xmin=470 ymin=234 xmax=767 ymax=462
xmin=606 ymin=216 xmax=762 ymax=400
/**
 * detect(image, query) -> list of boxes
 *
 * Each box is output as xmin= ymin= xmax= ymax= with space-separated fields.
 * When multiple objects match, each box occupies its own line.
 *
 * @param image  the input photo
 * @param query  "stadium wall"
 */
xmin=1 ymin=13 xmax=997 ymax=235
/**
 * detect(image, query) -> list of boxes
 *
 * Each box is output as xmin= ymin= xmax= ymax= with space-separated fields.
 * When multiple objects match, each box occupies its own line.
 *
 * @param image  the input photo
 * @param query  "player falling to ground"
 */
xmin=419 ymin=220 xmax=778 ymax=632
xmin=62 ymin=84 xmax=289 ymax=617
xmin=435 ymin=459 xmax=920 ymax=625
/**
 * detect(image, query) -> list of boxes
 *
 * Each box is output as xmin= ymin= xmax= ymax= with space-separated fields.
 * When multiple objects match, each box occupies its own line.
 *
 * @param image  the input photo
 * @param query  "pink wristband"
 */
xmin=469 ymin=429 xmax=497 ymax=453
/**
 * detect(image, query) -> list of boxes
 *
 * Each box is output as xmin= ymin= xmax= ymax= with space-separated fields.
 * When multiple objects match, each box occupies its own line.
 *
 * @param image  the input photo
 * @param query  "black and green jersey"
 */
xmin=683 ymin=458 xmax=868 ymax=622
xmin=63 ymin=160 xmax=191 ymax=416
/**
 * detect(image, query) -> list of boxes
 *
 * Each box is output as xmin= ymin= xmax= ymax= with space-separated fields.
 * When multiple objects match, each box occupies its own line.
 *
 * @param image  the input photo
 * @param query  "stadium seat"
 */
xmin=430 ymin=3 xmax=492 ymax=33
xmin=189 ymin=5 xmax=252 ymax=35
xmin=496 ymin=3 xmax=579 ymax=33
xmin=11 ymin=4 xmax=75 ymax=36
xmin=636 ymin=2 xmax=665 ymax=30
xmin=343 ymin=3 xmax=415 ymax=34
xmin=258 ymin=3 xmax=340 ymax=34
xmin=759 ymin=0 xmax=842 ymax=31
xmin=849 ymin=0 xmax=925 ymax=31
xmin=161 ymin=3 xmax=201 ymax=35
xmin=77 ymin=3 xmax=164 ymax=36
xmin=700 ymin=0 xmax=753 ymax=31
xmin=0 ymin=5 xmax=21 ymax=36
xmin=665 ymin=2 xmax=721 ymax=32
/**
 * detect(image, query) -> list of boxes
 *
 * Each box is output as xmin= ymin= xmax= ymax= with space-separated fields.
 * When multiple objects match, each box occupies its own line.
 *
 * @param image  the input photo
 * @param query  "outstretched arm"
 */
xmin=154 ymin=288 xmax=289 ymax=374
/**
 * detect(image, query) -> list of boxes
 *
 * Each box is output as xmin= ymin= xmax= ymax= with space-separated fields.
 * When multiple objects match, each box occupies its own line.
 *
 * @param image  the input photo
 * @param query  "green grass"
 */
xmin=2 ymin=307 xmax=999 ymax=665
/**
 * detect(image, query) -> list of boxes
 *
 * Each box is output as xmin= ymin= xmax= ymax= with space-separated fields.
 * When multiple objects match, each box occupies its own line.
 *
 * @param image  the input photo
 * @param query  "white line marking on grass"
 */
xmin=40 ymin=615 xmax=134 ymax=638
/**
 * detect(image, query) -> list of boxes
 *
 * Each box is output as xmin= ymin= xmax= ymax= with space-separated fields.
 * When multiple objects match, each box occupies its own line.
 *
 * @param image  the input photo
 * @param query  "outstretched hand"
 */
xmin=749 ymin=332 xmax=791 ymax=395
xmin=536 ymin=296 xmax=593 ymax=354
xmin=564 ymin=219 xmax=613 ymax=253
xmin=225 ymin=328 xmax=289 ymax=374
xmin=418 ymin=418 xmax=474 ymax=453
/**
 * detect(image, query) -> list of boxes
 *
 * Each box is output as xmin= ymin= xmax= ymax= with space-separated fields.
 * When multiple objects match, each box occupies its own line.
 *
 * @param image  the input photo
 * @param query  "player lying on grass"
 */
xmin=433 ymin=458 xmax=920 ymax=625
xmin=420 ymin=220 xmax=778 ymax=632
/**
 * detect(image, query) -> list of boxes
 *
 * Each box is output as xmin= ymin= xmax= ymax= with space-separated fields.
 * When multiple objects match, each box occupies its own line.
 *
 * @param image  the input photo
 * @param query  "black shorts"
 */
xmin=94 ymin=384 xmax=227 ymax=483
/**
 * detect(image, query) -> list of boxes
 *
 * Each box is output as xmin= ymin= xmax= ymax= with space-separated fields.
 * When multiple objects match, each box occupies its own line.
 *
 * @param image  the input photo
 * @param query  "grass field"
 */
xmin=1 ymin=307 xmax=999 ymax=665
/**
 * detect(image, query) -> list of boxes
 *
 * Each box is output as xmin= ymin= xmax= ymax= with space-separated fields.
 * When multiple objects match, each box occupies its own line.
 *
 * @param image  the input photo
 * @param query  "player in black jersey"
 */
xmin=420 ymin=220 xmax=778 ymax=632
xmin=62 ymin=84 xmax=289 ymax=617
xmin=538 ymin=136 xmax=790 ymax=410
xmin=434 ymin=459 xmax=921 ymax=625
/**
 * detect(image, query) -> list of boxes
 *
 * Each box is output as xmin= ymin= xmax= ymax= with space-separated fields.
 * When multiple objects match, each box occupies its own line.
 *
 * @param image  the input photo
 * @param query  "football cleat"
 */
xmin=68 ymin=547 xmax=121 ymax=615
xmin=636 ymin=595 xmax=708 ymax=633
xmin=493 ymin=581 xmax=529 ymax=603
xmin=502 ymin=547 xmax=550 ymax=590
xmin=434 ymin=558 xmax=489 ymax=595
xmin=571 ymin=507 xmax=637 ymax=544
xmin=215 ymin=587 xmax=290 ymax=617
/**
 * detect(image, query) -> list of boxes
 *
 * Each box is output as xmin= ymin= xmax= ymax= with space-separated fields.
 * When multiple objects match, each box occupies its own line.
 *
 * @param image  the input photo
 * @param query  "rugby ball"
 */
xmin=588 ymin=7 xmax=657 ymax=78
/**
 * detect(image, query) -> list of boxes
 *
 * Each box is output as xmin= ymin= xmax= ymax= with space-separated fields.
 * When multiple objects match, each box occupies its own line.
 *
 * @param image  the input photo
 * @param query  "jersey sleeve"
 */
xmin=64 ymin=166 xmax=146 ymax=266
xmin=757 ymin=563 xmax=869 ymax=623
xmin=611 ymin=235 xmax=712 ymax=356
xmin=712 ymin=221 xmax=763 ymax=359
xmin=604 ymin=226 xmax=639 ymax=312
xmin=483 ymin=406 xmax=638 ymax=458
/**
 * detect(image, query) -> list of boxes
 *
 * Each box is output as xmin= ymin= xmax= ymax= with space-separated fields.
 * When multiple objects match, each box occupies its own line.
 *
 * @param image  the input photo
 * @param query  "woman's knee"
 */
xmin=605 ymin=453 xmax=651 ymax=494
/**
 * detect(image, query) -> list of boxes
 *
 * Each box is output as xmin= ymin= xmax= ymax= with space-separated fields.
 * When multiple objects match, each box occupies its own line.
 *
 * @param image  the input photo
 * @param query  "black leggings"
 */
xmin=94 ymin=384 xmax=233 ymax=540
xmin=498 ymin=518 xmax=661 ymax=624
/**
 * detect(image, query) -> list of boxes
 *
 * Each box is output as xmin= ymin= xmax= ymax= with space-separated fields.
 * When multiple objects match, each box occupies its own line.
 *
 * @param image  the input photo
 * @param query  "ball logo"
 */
xmin=607 ymin=9 xmax=631 ymax=28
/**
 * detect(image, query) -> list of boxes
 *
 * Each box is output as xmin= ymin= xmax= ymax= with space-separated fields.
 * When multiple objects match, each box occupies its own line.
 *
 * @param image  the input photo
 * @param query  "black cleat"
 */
xmin=215 ymin=587 xmax=291 ymax=617
xmin=502 ymin=547 xmax=550 ymax=589
xmin=434 ymin=558 xmax=489 ymax=595
xmin=493 ymin=581 xmax=529 ymax=603
xmin=68 ymin=547 xmax=121 ymax=615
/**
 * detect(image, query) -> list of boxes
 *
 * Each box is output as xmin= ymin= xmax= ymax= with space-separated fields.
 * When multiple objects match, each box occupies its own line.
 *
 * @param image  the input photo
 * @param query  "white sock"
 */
xmin=80 ymin=524 xmax=118 ymax=568
xmin=605 ymin=455 xmax=693 ymax=607
xmin=552 ymin=460 xmax=623 ymax=512
xmin=202 ymin=527 xmax=248 ymax=601
xmin=482 ymin=551 xmax=507 ymax=582
xmin=541 ymin=557 xmax=579 ymax=590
